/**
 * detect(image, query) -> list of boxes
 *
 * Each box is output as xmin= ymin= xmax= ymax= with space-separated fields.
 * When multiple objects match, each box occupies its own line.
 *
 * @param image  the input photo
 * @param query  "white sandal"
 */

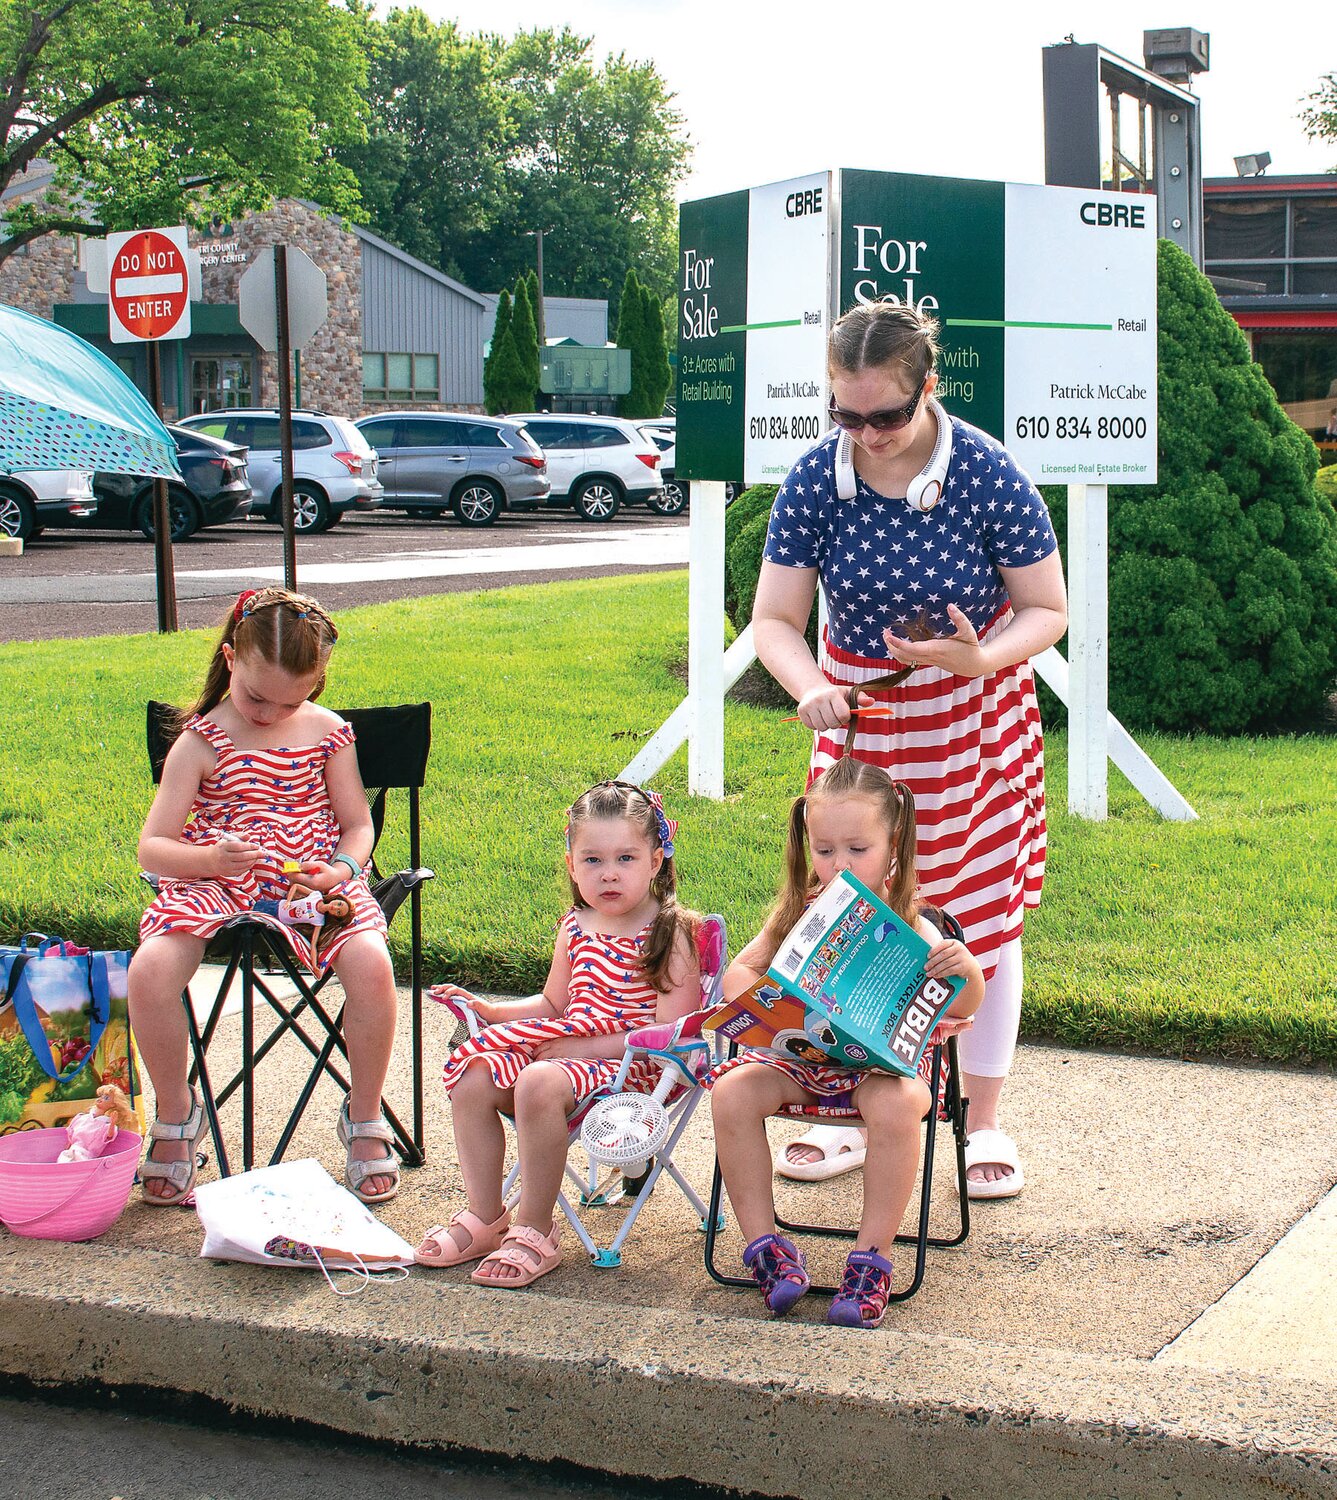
xmin=140 ymin=1090 xmax=208 ymax=1207
xmin=774 ymin=1125 xmax=867 ymax=1182
xmin=337 ymin=1099 xmax=400 ymax=1204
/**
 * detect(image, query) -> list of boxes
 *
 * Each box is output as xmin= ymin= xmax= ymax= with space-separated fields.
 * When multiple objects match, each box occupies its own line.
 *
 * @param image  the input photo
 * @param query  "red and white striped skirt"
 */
xmin=810 ymin=607 xmax=1047 ymax=980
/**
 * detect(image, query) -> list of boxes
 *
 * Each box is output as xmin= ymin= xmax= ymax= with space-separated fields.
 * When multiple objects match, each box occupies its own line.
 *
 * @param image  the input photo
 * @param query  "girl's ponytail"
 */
xmin=886 ymin=780 xmax=920 ymax=925
xmin=760 ymin=794 xmax=815 ymax=954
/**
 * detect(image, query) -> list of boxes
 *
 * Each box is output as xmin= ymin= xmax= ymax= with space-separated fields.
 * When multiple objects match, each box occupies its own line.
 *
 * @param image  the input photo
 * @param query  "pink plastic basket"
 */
xmin=0 ymin=1127 xmax=142 ymax=1241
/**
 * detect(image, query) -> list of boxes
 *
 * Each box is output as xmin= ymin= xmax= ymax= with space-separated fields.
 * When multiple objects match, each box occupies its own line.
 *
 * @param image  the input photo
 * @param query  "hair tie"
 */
xmin=234 ymin=589 xmax=258 ymax=622
xmin=642 ymin=788 xmax=678 ymax=860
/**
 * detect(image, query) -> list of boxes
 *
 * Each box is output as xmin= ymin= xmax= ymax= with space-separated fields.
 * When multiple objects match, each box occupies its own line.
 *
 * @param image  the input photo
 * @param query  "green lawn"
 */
xmin=1 ymin=572 xmax=1333 ymax=1064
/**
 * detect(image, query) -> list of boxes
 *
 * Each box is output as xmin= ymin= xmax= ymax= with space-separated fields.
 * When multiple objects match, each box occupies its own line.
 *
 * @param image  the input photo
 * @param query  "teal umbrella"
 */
xmin=0 ymin=304 xmax=179 ymax=476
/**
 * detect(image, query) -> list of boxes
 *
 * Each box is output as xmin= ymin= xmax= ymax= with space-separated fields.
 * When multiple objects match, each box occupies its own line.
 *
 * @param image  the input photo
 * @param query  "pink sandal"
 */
xmin=470 ymin=1223 xmax=562 ymax=1288
xmin=415 ymin=1207 xmax=510 ymax=1268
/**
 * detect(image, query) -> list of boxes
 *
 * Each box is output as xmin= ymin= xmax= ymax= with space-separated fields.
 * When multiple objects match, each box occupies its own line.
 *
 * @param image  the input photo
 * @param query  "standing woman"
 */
xmin=752 ymin=300 xmax=1067 ymax=1198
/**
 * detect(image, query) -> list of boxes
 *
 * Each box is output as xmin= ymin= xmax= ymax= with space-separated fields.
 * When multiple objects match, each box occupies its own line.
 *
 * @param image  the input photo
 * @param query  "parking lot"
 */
xmin=0 ymin=509 xmax=689 ymax=642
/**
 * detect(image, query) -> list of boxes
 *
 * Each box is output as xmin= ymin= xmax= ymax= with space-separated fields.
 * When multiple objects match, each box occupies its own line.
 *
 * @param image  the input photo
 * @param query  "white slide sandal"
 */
xmin=774 ymin=1124 xmax=867 ymax=1182
xmin=957 ymin=1127 xmax=1025 ymax=1200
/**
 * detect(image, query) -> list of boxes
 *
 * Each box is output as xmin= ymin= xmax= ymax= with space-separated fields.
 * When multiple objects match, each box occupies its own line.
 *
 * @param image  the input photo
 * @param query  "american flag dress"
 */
xmin=441 ymin=910 xmax=662 ymax=1103
xmin=764 ymin=419 xmax=1057 ymax=980
xmin=138 ymin=714 xmax=386 ymax=972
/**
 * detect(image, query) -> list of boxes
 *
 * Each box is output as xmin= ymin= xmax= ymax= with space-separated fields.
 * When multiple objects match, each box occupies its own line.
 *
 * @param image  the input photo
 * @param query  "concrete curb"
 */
xmin=3 ymin=1011 xmax=1335 ymax=1497
xmin=3 ymin=1241 xmax=1335 ymax=1499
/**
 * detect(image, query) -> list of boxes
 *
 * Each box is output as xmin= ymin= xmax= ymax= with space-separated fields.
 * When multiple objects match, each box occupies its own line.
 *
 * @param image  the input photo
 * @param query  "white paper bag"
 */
xmin=194 ymin=1159 xmax=415 ymax=1287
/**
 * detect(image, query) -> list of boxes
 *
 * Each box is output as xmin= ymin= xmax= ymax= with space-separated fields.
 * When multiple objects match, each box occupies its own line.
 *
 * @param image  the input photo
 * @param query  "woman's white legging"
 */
xmin=955 ymin=938 xmax=1023 ymax=1079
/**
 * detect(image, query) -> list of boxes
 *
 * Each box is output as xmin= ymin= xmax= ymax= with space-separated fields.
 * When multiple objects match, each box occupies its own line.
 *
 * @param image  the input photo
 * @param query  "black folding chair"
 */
xmin=145 ymin=700 xmax=434 ymax=1177
xmin=703 ymin=913 xmax=972 ymax=1305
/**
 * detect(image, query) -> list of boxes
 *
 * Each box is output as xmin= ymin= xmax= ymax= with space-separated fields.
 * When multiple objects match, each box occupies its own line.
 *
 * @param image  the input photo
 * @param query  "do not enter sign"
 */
xmin=107 ymin=226 xmax=192 ymax=344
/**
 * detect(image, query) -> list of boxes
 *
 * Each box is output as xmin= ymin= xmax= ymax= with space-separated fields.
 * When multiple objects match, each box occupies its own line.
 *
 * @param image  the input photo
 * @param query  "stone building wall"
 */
xmin=189 ymin=200 xmax=362 ymax=415
xmin=0 ymin=226 xmax=78 ymax=316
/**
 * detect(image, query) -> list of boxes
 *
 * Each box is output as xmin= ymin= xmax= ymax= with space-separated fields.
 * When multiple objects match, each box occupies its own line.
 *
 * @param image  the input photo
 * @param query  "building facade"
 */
xmin=0 ymin=179 xmax=490 ymax=420
xmin=1204 ymin=174 xmax=1337 ymax=452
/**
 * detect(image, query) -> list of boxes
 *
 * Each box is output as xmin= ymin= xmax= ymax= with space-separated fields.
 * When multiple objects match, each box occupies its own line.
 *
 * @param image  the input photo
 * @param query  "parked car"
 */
xmin=354 ymin=412 xmax=548 ymax=527
xmin=509 ymin=413 xmax=663 ymax=521
xmin=85 ymin=425 xmax=252 ymax=541
xmin=0 ymin=468 xmax=95 ymax=541
xmin=177 ymin=409 xmax=381 ymax=533
xmin=637 ymin=417 xmax=743 ymax=511
xmin=639 ymin=424 xmax=684 ymax=515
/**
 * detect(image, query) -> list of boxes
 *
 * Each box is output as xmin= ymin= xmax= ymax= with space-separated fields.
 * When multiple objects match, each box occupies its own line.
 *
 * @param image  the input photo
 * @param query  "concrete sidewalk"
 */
xmin=1 ymin=990 xmax=1334 ymax=1498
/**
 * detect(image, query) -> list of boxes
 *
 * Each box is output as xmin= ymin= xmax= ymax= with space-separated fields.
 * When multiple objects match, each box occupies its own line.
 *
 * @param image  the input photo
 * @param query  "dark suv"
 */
xmin=89 ymin=425 xmax=252 ymax=540
xmin=354 ymin=412 xmax=549 ymax=526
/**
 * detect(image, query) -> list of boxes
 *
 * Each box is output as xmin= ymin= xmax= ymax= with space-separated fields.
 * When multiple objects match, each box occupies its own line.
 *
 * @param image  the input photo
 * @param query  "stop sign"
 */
xmin=107 ymin=226 xmax=192 ymax=344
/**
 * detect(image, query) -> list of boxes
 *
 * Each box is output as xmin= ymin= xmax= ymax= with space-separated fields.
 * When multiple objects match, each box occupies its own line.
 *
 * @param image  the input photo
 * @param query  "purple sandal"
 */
xmin=827 ymin=1247 xmax=893 ymax=1328
xmin=742 ymin=1233 xmax=810 ymax=1314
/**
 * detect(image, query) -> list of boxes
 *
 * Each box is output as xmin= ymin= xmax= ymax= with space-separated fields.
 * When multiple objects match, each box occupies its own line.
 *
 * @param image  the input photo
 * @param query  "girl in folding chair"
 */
xmin=131 ymin=589 xmax=400 ymax=1207
xmin=416 ymin=780 xmax=701 ymax=1289
xmin=707 ymin=757 xmax=983 ymax=1327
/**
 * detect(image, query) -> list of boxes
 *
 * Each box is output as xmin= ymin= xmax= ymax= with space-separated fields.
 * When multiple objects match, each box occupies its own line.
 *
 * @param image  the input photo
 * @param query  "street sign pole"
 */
xmin=239 ymin=244 xmax=327 ymax=594
xmin=106 ymin=225 xmax=193 ymax=635
xmin=274 ymin=244 xmax=297 ymax=591
xmin=145 ymin=342 xmax=178 ymax=633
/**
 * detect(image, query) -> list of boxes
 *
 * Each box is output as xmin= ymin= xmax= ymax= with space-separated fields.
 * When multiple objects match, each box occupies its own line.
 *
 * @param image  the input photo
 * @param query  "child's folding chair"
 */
xmin=703 ymin=910 xmax=973 ymax=1305
xmin=447 ymin=914 xmax=727 ymax=1268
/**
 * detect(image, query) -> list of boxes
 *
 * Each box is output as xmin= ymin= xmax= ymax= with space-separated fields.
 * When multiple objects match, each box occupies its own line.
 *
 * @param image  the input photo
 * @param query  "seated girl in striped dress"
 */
xmin=416 ymin=780 xmax=700 ymax=1289
xmin=131 ymin=588 xmax=399 ymax=1209
xmin=708 ymin=756 xmax=983 ymax=1328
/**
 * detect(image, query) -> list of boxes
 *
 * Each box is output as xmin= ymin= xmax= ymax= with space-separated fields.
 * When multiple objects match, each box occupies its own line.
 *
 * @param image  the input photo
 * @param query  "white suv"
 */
xmin=179 ymin=409 xmax=381 ymax=533
xmin=511 ymin=413 xmax=663 ymax=521
xmin=0 ymin=469 xmax=95 ymax=541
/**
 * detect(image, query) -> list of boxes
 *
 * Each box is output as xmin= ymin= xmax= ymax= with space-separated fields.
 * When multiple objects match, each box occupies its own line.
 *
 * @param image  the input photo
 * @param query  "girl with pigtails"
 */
xmin=416 ymin=779 xmax=701 ymax=1289
xmin=130 ymin=587 xmax=400 ymax=1208
xmin=707 ymin=756 xmax=983 ymax=1328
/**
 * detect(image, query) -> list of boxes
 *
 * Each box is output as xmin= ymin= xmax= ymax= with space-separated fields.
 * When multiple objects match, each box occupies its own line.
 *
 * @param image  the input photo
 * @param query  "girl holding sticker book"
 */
xmin=752 ymin=299 xmax=1067 ymax=1197
xmin=707 ymin=756 xmax=983 ymax=1328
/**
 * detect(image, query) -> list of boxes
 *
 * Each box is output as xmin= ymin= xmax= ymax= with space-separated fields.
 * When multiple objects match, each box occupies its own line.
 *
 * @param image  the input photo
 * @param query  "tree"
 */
xmin=1047 ymin=240 xmax=1337 ymax=732
xmin=483 ymin=325 xmax=533 ymax=415
xmin=0 ymin=0 xmax=366 ymax=264
xmin=510 ymin=276 xmax=541 ymax=395
xmin=482 ymin=289 xmax=513 ymax=414
xmin=333 ymin=7 xmax=510 ymax=276
xmin=639 ymin=281 xmax=672 ymax=418
xmin=342 ymin=19 xmax=690 ymax=305
xmin=615 ymin=267 xmax=647 ymax=417
xmin=1301 ymin=73 xmax=1337 ymax=160
xmin=525 ymin=266 xmax=541 ymax=342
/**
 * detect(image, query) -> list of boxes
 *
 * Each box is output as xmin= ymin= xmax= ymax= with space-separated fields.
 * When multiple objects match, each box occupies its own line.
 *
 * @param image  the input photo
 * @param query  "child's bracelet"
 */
xmin=330 ymin=852 xmax=362 ymax=883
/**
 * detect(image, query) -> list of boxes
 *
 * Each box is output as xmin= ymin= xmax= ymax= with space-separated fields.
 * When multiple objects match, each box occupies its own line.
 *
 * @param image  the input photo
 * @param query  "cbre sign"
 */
xmin=107 ymin=226 xmax=191 ymax=344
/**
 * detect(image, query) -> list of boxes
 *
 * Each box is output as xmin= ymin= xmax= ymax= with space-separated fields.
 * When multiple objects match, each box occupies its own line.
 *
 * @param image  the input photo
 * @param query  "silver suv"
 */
xmin=0 ymin=469 xmax=95 ymax=541
xmin=354 ymin=412 xmax=548 ymax=527
xmin=178 ymin=409 xmax=381 ymax=533
xmin=511 ymin=413 xmax=664 ymax=521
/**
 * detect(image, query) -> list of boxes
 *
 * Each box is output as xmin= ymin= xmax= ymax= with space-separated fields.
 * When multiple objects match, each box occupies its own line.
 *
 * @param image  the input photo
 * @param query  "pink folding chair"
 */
xmin=447 ymin=914 xmax=728 ymax=1269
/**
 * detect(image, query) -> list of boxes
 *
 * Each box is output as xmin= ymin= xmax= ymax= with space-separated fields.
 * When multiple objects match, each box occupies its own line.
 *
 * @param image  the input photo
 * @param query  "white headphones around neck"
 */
xmin=834 ymin=397 xmax=953 ymax=512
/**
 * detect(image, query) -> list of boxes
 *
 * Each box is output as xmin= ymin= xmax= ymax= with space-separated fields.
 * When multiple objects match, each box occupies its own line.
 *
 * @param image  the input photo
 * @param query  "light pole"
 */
xmin=525 ymin=227 xmax=553 ymax=347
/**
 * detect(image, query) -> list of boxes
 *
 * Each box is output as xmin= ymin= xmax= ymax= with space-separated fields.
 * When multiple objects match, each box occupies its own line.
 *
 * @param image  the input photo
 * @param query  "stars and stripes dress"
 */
xmin=764 ymin=419 xmax=1057 ymax=980
xmin=440 ymin=910 xmax=662 ymax=1103
xmin=138 ymin=714 xmax=386 ymax=971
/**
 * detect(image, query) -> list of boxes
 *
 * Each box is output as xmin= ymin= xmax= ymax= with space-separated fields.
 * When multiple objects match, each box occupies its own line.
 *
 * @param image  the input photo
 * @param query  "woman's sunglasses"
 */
xmin=827 ymin=380 xmax=926 ymax=433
